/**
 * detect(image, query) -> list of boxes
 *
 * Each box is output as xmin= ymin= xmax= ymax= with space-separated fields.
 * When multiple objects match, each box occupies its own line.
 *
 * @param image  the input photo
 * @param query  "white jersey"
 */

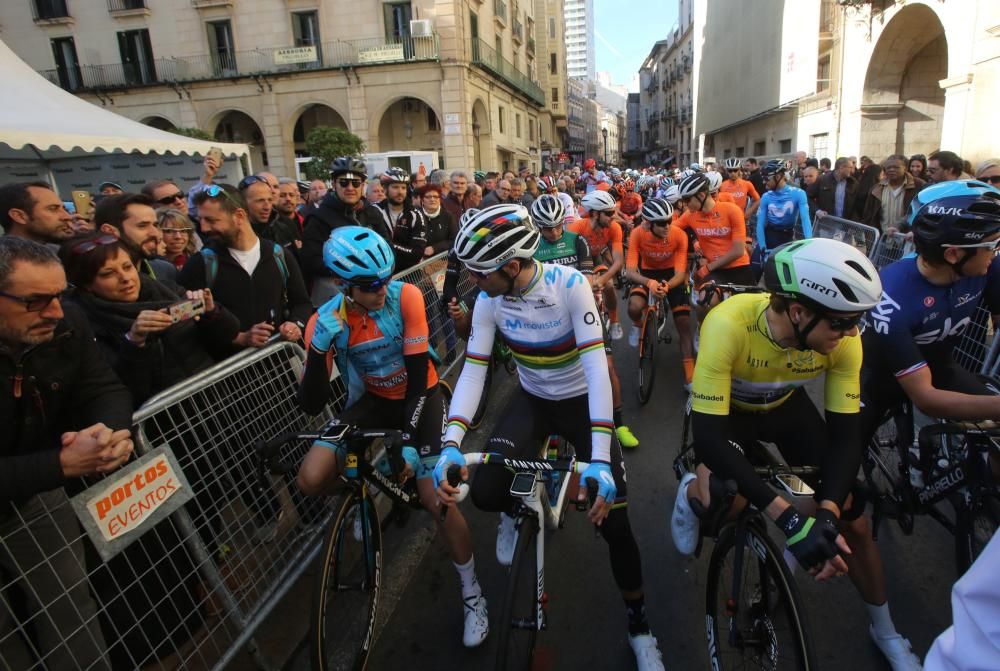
xmin=443 ymin=261 xmax=615 ymax=461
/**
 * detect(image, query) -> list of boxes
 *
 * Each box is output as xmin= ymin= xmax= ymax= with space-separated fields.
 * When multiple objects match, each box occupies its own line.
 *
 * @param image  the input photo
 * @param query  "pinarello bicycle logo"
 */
xmin=924 ymin=296 xmax=935 ymax=308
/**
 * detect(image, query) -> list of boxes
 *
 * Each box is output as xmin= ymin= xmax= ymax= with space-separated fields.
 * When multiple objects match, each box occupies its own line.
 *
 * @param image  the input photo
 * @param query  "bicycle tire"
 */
xmin=311 ymin=489 xmax=382 ymax=671
xmin=637 ymin=308 xmax=658 ymax=404
xmin=954 ymin=487 xmax=1000 ymax=575
xmin=495 ymin=514 xmax=541 ymax=671
xmin=469 ymin=359 xmax=494 ymax=430
xmin=705 ymin=520 xmax=816 ymax=670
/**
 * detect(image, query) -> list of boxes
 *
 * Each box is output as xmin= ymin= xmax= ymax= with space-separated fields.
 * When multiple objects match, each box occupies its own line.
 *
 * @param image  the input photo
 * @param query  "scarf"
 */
xmin=71 ymin=275 xmax=179 ymax=337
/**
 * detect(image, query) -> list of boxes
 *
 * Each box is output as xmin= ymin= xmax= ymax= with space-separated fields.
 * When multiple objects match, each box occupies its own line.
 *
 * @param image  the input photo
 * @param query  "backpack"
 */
xmin=202 ymin=243 xmax=290 ymax=318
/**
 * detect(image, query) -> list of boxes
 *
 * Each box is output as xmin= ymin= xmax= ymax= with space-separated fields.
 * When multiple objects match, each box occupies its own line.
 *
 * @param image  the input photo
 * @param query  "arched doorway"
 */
xmin=471 ymin=98 xmax=491 ymax=171
xmin=860 ymin=4 xmax=947 ymax=159
xmin=214 ymin=110 xmax=266 ymax=169
xmin=292 ymin=104 xmax=348 ymax=157
xmin=141 ymin=116 xmax=176 ymax=132
xmin=376 ymin=98 xmax=442 ymax=155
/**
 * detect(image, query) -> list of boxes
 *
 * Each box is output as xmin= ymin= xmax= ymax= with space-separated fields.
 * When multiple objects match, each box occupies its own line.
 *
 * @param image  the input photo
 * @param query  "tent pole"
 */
xmin=27 ymin=143 xmax=58 ymax=196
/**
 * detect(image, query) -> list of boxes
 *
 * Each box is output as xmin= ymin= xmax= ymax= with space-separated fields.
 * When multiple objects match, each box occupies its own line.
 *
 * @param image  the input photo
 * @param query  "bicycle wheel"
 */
xmin=954 ymin=487 xmax=999 ymax=575
xmin=637 ymin=308 xmax=658 ymax=404
xmin=495 ymin=514 xmax=541 ymax=671
xmin=469 ymin=358 xmax=494 ymax=429
xmin=705 ymin=520 xmax=816 ymax=670
xmin=311 ymin=489 xmax=382 ymax=671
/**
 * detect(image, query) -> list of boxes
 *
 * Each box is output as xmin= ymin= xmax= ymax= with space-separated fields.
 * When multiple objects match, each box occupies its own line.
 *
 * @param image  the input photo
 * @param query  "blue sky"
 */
xmin=593 ymin=0 xmax=678 ymax=92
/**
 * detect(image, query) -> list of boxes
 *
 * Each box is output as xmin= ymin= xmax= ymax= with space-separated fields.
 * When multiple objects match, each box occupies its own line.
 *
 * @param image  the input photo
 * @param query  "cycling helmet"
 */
xmin=660 ymin=177 xmax=675 ymax=188
xmin=473 ymin=170 xmax=486 ymax=183
xmin=677 ymin=173 xmax=710 ymax=199
xmin=379 ymin=167 xmax=410 ymax=185
xmin=581 ymin=189 xmax=617 ymax=213
xmin=911 ymin=191 xmax=1000 ymax=261
xmin=764 ymin=238 xmax=882 ymax=313
xmin=330 ymin=156 xmax=368 ymax=179
xmin=323 ymin=225 xmax=395 ymax=282
xmin=454 ymin=204 xmax=539 ymax=272
xmin=530 ymin=194 xmax=566 ymax=228
xmin=538 ymin=175 xmax=557 ymax=191
xmin=641 ymin=198 xmax=674 ymax=223
xmin=609 ymin=167 xmax=622 ymax=179
xmin=705 ymin=171 xmax=724 ymax=193
xmin=459 ymin=207 xmax=480 ymax=228
xmin=662 ymin=185 xmax=681 ymax=205
xmin=689 ymin=162 xmax=704 ymax=173
xmin=906 ymin=180 xmax=1000 ymax=231
xmin=760 ymin=160 xmax=786 ymax=179
xmin=724 ymin=157 xmax=742 ymax=171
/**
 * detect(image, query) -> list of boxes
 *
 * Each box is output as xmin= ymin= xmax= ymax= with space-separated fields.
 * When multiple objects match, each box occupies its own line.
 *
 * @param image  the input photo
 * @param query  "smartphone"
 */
xmin=775 ymin=473 xmax=815 ymax=498
xmin=509 ymin=472 xmax=536 ymax=497
xmin=71 ymin=191 xmax=93 ymax=219
xmin=207 ymin=146 xmax=224 ymax=166
xmin=168 ymin=298 xmax=206 ymax=323
xmin=63 ymin=201 xmax=76 ymax=215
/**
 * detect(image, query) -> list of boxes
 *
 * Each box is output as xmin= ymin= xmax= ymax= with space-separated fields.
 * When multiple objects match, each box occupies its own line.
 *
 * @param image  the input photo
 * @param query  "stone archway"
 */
xmin=141 ymin=116 xmax=177 ymax=132
xmin=860 ymin=4 xmax=947 ymax=159
xmin=375 ymin=97 xmax=442 ymax=154
xmin=292 ymin=104 xmax=348 ymax=157
xmin=471 ymin=98 xmax=491 ymax=171
xmin=213 ymin=110 xmax=266 ymax=169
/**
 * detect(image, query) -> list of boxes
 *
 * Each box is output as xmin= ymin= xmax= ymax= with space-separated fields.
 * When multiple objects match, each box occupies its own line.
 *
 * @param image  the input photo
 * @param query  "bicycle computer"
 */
xmin=510 ymin=472 xmax=536 ymax=497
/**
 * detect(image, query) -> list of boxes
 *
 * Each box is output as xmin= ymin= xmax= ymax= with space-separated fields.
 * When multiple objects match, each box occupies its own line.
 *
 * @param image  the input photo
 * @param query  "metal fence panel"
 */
xmin=812 ymin=213 xmax=881 ymax=258
xmin=870 ymin=231 xmax=914 ymax=270
xmin=953 ymin=305 xmax=995 ymax=375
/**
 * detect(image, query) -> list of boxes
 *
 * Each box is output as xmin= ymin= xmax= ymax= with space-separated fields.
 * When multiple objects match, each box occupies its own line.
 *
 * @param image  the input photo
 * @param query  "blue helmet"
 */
xmin=906 ymin=179 xmax=999 ymax=230
xmin=323 ymin=226 xmax=395 ymax=282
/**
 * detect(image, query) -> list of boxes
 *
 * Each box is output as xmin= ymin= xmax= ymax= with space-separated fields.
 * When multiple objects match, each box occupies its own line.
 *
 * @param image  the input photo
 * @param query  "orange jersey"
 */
xmin=626 ymin=224 xmax=688 ymax=273
xmin=305 ymin=282 xmax=438 ymax=400
xmin=568 ymin=216 xmax=624 ymax=257
xmin=676 ymin=202 xmax=750 ymax=269
xmin=719 ymin=178 xmax=760 ymax=211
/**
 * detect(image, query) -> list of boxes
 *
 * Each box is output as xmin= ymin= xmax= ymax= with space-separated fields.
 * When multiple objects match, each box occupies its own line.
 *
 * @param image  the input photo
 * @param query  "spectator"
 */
xmin=791 ymin=150 xmax=808 ymax=187
xmin=0 ymin=236 xmax=133 ymax=669
xmin=59 ymin=234 xmax=239 ymax=406
xmin=859 ymin=156 xmax=874 ymax=174
xmin=428 ymin=169 xmax=450 ymax=198
xmin=801 ymin=165 xmax=821 ymax=220
xmin=510 ymin=178 xmax=532 ymax=207
xmin=820 ymin=157 xmax=832 ymax=173
xmin=181 ymin=184 xmax=310 ymax=357
xmin=96 ymin=192 xmax=177 ymax=282
xmin=975 ymin=158 xmax=1000 ymax=186
xmin=237 ymin=176 xmax=278 ymax=240
xmin=268 ymin=178 xmax=304 ymax=248
xmin=813 ymin=156 xmax=860 ymax=220
xmin=848 ymin=155 xmax=859 ymax=178
xmin=98 ymin=181 xmax=124 ymax=196
xmin=525 ymin=177 xmax=540 ymax=201
xmin=928 ymin=150 xmax=968 ymax=183
xmin=580 ymin=159 xmax=608 ymax=193
xmin=419 ymin=184 xmax=456 ymax=257
xmin=377 ymin=169 xmax=428 ymax=271
xmin=466 ymin=183 xmax=483 ymax=209
xmin=442 ymin=170 xmax=470 ymax=221
xmin=256 ymin=171 xmax=280 ymax=198
xmin=743 ymin=158 xmax=765 ymax=196
xmin=861 ymin=154 xmax=925 ymax=234
xmin=411 ymin=170 xmax=428 ymax=191
xmin=483 ymin=171 xmax=498 ymax=195
xmin=157 ymin=208 xmax=198 ymax=271
xmin=480 ymin=179 xmax=512 ymax=207
xmin=909 ymin=154 xmax=928 ymax=182
xmin=365 ymin=179 xmax=386 ymax=204
xmin=184 ymin=155 xmax=222 ymax=214
xmin=854 ymin=160 xmax=884 ymax=218
xmin=142 ymin=179 xmax=190 ymax=216
xmin=0 ymin=181 xmax=74 ymax=244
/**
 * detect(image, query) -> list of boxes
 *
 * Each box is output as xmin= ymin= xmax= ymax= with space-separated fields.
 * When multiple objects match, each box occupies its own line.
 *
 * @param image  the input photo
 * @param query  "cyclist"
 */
xmin=668 ymin=239 xmax=924 ymax=670
xmin=754 ymin=159 xmax=812 ymax=269
xmin=625 ymin=198 xmax=695 ymax=388
xmin=569 ymin=190 xmax=627 ymax=340
xmin=532 ymin=196 xmax=638 ymax=449
xmin=720 ymin=157 xmax=761 ymax=223
xmin=297 ymin=226 xmax=488 ymax=649
xmin=434 ymin=206 xmax=666 ymax=670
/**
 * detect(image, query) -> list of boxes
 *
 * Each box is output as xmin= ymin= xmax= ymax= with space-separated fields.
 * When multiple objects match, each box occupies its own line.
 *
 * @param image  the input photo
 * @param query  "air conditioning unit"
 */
xmin=410 ymin=19 xmax=433 ymax=38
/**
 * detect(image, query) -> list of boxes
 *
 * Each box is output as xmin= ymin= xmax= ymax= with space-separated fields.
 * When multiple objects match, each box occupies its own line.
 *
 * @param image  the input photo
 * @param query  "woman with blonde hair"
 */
xmin=156 ymin=208 xmax=198 ymax=270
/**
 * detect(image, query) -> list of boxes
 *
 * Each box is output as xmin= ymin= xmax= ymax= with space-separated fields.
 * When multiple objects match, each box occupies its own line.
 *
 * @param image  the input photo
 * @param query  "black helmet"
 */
xmin=912 ymin=191 xmax=1000 ymax=251
xmin=380 ymin=167 xmax=410 ymax=185
xmin=760 ymin=160 xmax=785 ymax=179
xmin=330 ymin=156 xmax=367 ymax=180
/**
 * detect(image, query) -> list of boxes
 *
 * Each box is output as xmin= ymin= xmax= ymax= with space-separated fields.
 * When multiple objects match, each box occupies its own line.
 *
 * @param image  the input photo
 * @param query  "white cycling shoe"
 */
xmin=671 ymin=472 xmax=699 ymax=555
xmin=496 ymin=513 xmax=518 ymax=566
xmin=869 ymin=625 xmax=923 ymax=671
xmin=463 ymin=594 xmax=489 ymax=648
xmin=629 ymin=633 xmax=666 ymax=671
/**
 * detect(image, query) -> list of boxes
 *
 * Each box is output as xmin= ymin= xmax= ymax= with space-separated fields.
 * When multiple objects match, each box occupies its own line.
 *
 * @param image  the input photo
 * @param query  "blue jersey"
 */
xmin=863 ymin=255 xmax=1000 ymax=379
xmin=756 ymin=185 xmax=812 ymax=248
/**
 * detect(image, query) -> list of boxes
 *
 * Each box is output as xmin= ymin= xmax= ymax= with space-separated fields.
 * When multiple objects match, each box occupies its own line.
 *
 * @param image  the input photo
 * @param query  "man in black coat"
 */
xmin=812 ymin=156 xmax=861 ymax=221
xmin=0 ymin=236 xmax=133 ymax=669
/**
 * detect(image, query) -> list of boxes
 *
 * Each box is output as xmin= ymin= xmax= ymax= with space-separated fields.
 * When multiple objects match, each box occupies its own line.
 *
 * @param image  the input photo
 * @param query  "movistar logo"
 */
xmin=504 ymin=318 xmax=562 ymax=330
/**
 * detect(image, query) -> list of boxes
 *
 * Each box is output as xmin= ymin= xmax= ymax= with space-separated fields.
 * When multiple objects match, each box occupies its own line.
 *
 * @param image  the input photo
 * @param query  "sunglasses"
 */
xmin=944 ymin=238 xmax=1000 ymax=252
xmin=338 ymin=178 xmax=364 ymax=189
xmin=204 ymin=184 xmax=244 ymax=208
xmin=156 ymin=192 xmax=185 ymax=206
xmin=349 ymin=276 xmax=391 ymax=293
xmin=0 ymin=285 xmax=74 ymax=312
xmin=238 ymin=175 xmax=269 ymax=191
xmin=982 ymin=175 xmax=1000 ymax=185
xmin=70 ymin=234 xmax=119 ymax=255
xmin=824 ymin=312 xmax=864 ymax=331
xmin=467 ymin=266 xmax=500 ymax=279
xmin=649 ymin=220 xmax=669 ymax=228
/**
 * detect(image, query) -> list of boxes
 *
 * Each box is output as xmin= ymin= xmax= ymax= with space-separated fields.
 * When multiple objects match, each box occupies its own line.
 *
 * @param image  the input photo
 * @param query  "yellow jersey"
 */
xmin=691 ymin=292 xmax=862 ymax=415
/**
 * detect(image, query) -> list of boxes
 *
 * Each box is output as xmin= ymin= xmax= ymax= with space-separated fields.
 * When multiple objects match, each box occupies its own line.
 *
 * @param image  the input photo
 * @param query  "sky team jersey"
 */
xmin=719 ymin=178 xmax=760 ymax=212
xmin=863 ymin=255 xmax=1000 ymax=379
xmin=626 ymin=224 xmax=688 ymax=273
xmin=568 ymin=217 xmax=624 ymax=257
xmin=692 ymin=292 xmax=862 ymax=415
xmin=756 ymin=185 xmax=812 ymax=244
xmin=443 ymin=261 xmax=615 ymax=461
xmin=675 ymin=202 xmax=750 ymax=268
xmin=304 ymin=281 xmax=438 ymax=400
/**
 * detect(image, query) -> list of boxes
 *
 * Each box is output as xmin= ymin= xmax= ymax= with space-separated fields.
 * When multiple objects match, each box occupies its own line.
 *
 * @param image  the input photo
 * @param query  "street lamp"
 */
xmin=601 ymin=127 xmax=608 ymax=165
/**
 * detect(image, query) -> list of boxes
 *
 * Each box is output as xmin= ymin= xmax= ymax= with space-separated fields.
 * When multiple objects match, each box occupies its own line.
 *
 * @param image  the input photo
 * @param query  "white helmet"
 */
xmin=764 ymin=238 xmax=882 ymax=314
xmin=580 ymin=190 xmax=616 ymax=213
xmin=530 ymin=194 xmax=566 ymax=228
xmin=641 ymin=198 xmax=674 ymax=222
xmin=724 ymin=157 xmax=742 ymax=171
xmin=662 ymin=185 xmax=681 ymax=204
xmin=454 ymin=204 xmax=539 ymax=272
xmin=706 ymin=171 xmax=724 ymax=193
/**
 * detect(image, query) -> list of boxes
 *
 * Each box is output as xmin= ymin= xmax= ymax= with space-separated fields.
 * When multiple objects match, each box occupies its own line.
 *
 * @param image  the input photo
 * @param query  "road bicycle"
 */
xmin=443 ymin=442 xmax=597 ymax=671
xmin=674 ymin=405 xmax=818 ymax=670
xmin=863 ymin=402 xmax=1000 ymax=575
xmin=256 ymin=416 xmax=431 ymax=671
xmin=469 ymin=335 xmax=517 ymax=429
xmin=636 ymin=288 xmax=673 ymax=404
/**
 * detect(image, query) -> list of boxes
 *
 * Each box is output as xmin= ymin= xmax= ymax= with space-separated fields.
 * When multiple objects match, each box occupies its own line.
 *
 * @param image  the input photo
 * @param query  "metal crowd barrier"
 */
xmin=870 ymin=231 xmax=914 ymax=269
xmin=0 ymin=255 xmax=475 ymax=670
xmin=812 ymin=213 xmax=881 ymax=259
xmin=953 ymin=304 xmax=996 ymax=375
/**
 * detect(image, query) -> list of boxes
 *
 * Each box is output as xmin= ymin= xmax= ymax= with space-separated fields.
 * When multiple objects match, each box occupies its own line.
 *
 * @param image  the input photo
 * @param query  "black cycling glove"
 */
xmin=777 ymin=507 xmax=840 ymax=570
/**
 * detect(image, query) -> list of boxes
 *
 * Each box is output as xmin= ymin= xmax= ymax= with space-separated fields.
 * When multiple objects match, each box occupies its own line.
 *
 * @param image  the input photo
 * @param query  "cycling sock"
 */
xmin=454 ymin=556 xmax=481 ymax=599
xmin=682 ymin=358 xmax=694 ymax=384
xmin=613 ymin=407 xmax=624 ymax=427
xmin=624 ymin=595 xmax=650 ymax=636
xmin=866 ymin=601 xmax=897 ymax=639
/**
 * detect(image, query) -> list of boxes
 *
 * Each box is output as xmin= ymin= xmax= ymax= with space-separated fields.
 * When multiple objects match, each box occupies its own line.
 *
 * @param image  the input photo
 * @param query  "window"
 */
xmin=207 ymin=21 xmax=236 ymax=76
xmin=292 ymin=11 xmax=320 ymax=47
xmin=549 ymin=17 xmax=555 ymax=38
xmin=470 ymin=12 xmax=479 ymax=40
xmin=34 ymin=0 xmax=69 ymax=20
xmin=384 ymin=2 xmax=412 ymax=40
xmin=817 ymin=54 xmax=831 ymax=94
xmin=549 ymin=52 xmax=557 ymax=75
xmin=723 ymin=149 xmax=731 ymax=159
xmin=779 ymin=138 xmax=792 ymax=154
xmin=516 ymin=113 xmax=521 ymax=138
xmin=551 ymin=87 xmax=559 ymax=103
xmin=529 ymin=118 xmax=535 ymax=141
xmin=427 ymin=106 xmax=440 ymax=131
xmin=736 ymin=146 xmax=745 ymax=156
xmin=810 ymin=133 xmax=828 ymax=159
xmin=117 ymin=28 xmax=157 ymax=84
xmin=497 ymin=106 xmax=505 ymax=133
xmin=754 ymin=140 xmax=766 ymax=156
xmin=51 ymin=36 xmax=81 ymax=90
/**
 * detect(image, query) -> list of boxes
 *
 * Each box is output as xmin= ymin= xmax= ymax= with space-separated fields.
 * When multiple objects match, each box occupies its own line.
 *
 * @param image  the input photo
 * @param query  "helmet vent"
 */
xmin=346 ymin=254 xmax=364 ymax=268
xmin=844 ymin=259 xmax=873 ymax=281
xmin=781 ymin=264 xmax=793 ymax=285
xmin=833 ymin=278 xmax=859 ymax=304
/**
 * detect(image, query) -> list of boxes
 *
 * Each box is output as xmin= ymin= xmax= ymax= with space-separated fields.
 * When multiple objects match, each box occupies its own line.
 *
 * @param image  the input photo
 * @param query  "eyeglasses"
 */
xmin=0 ymin=285 xmax=74 ymax=312
xmin=161 ymin=227 xmax=193 ymax=236
xmin=70 ymin=234 xmax=119 ymax=255
xmin=337 ymin=178 xmax=364 ymax=189
xmin=349 ymin=276 xmax=391 ymax=293
xmin=238 ymin=175 xmax=269 ymax=191
xmin=944 ymin=238 xmax=1000 ymax=252
xmin=824 ymin=312 xmax=865 ymax=332
xmin=156 ymin=192 xmax=185 ymax=206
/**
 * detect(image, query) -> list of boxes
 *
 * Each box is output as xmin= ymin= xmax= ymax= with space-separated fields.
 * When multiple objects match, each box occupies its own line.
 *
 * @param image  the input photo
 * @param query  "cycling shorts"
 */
xmin=592 ymin=264 xmax=615 ymax=354
xmin=628 ymin=268 xmax=690 ymax=314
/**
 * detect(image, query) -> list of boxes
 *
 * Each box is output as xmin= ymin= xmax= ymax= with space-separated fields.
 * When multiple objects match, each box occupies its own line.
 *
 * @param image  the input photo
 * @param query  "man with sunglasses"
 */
xmin=753 ymin=160 xmax=812 ymax=278
xmin=142 ymin=179 xmax=191 ymax=217
xmin=669 ymin=239 xmax=899 ymax=664
xmin=720 ymin=157 xmax=761 ymax=224
xmin=0 ymin=236 xmax=133 ymax=669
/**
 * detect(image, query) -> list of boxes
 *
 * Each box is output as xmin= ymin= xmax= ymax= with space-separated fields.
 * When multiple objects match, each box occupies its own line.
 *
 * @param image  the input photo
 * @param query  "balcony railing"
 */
xmin=108 ymin=0 xmax=147 ymax=11
xmin=32 ymin=0 xmax=70 ymax=21
xmin=470 ymin=37 xmax=544 ymax=106
xmin=39 ymin=35 xmax=440 ymax=93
